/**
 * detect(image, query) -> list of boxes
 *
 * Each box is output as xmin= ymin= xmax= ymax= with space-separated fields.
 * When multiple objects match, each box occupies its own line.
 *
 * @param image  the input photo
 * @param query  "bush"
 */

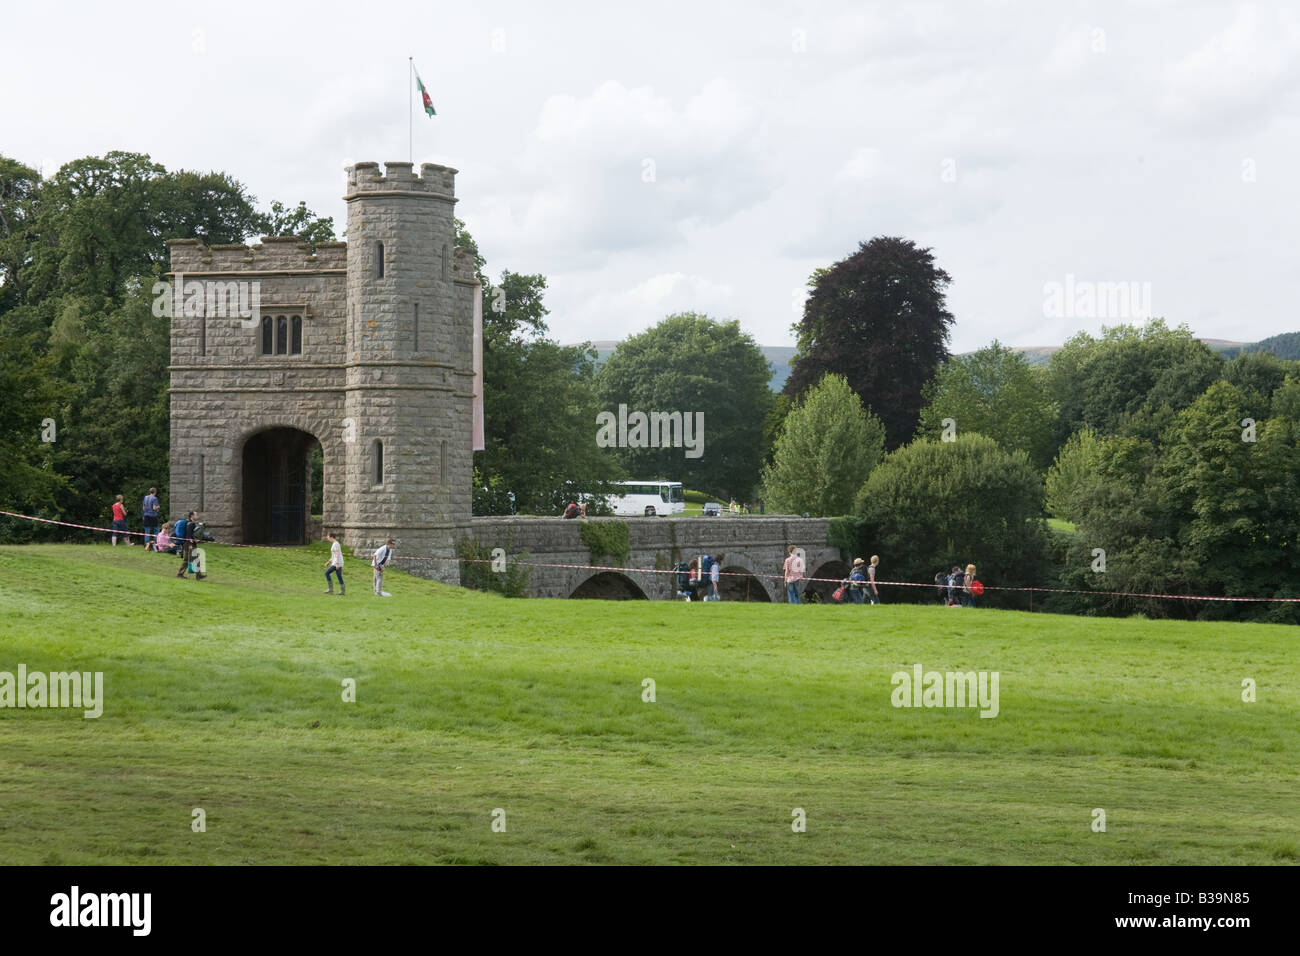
xmin=854 ymin=433 xmax=1051 ymax=608
xmin=457 ymin=537 xmax=531 ymax=597
xmin=579 ymin=520 xmax=629 ymax=566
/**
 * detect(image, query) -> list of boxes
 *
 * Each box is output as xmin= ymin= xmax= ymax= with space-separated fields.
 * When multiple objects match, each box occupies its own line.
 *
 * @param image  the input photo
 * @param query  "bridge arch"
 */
xmin=719 ymin=565 xmax=773 ymax=602
xmin=569 ymin=571 xmax=649 ymax=601
xmin=805 ymin=559 xmax=851 ymax=603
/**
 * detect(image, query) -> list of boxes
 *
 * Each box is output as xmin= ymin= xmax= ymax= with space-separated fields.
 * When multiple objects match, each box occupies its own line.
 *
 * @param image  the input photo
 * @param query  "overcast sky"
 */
xmin=4 ymin=1 xmax=1298 ymax=351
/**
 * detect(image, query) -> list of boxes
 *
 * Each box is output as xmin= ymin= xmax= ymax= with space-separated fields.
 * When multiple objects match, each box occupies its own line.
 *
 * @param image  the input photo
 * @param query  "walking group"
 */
xmin=323 ymin=533 xmax=396 ymax=597
xmin=107 ymin=488 xmax=210 ymax=581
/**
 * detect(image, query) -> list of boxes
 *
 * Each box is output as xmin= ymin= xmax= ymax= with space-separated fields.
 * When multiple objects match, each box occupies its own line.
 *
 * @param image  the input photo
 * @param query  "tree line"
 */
xmin=2 ymin=151 xmax=1296 ymax=623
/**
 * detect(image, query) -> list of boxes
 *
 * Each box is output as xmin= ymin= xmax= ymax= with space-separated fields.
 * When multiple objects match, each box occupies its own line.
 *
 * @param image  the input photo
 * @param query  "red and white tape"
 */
xmin=3 ymin=509 xmax=1297 ymax=604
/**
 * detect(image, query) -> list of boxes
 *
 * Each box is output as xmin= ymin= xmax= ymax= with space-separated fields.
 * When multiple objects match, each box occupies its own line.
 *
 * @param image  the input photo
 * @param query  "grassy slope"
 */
xmin=0 ymin=544 xmax=1295 ymax=865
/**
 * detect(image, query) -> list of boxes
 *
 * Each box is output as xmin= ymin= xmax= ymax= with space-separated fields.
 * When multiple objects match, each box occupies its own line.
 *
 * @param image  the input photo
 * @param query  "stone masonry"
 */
xmin=168 ymin=162 xmax=476 ymax=581
xmin=168 ymin=160 xmax=839 ymax=597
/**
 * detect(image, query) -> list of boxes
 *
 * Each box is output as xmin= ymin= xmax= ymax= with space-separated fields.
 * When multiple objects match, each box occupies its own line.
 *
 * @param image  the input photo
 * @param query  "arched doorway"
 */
xmin=719 ymin=565 xmax=772 ymax=602
xmin=242 ymin=427 xmax=321 ymax=545
xmin=570 ymin=572 xmax=649 ymax=600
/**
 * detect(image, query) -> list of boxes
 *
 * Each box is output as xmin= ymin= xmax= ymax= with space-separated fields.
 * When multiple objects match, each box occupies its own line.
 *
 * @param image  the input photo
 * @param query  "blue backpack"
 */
xmin=174 ymin=518 xmax=189 ymax=542
xmin=701 ymin=555 xmax=715 ymax=574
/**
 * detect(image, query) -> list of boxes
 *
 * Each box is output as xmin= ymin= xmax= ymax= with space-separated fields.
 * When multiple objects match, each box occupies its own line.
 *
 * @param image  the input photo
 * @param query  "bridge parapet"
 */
xmin=460 ymin=515 xmax=840 ymax=600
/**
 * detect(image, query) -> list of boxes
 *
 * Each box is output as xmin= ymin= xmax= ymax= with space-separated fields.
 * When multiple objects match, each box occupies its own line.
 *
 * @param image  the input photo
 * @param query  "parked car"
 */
xmin=702 ymin=502 xmax=722 ymax=516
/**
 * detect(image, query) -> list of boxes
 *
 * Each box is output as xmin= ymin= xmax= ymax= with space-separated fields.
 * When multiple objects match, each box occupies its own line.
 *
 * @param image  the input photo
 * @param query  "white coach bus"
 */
xmin=603 ymin=480 xmax=686 ymax=517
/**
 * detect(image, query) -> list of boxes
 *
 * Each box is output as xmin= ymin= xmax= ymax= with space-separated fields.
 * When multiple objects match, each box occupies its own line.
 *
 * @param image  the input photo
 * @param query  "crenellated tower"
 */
xmin=341 ymin=161 xmax=475 ymax=565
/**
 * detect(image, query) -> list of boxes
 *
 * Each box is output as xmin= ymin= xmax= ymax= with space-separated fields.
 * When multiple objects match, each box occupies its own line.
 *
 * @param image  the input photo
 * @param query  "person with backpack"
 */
xmin=848 ymin=558 xmax=868 ymax=604
xmin=324 ymin=532 xmax=345 ymax=595
xmin=141 ymin=487 xmax=161 ymax=548
xmin=563 ymin=502 xmax=580 ymax=519
xmin=372 ymin=538 xmax=396 ymax=596
xmin=934 ymin=570 xmax=950 ymax=604
xmin=947 ymin=565 xmax=964 ymax=606
xmin=174 ymin=512 xmax=197 ymax=578
xmin=674 ymin=561 xmax=693 ymax=600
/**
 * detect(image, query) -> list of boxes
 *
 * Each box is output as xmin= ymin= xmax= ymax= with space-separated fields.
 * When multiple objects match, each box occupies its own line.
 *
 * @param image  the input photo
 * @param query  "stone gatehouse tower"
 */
xmin=168 ymin=161 xmax=477 ymax=579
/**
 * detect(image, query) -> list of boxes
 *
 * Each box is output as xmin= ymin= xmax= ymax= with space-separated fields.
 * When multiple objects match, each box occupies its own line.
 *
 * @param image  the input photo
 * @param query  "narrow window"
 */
xmin=291 ymin=315 xmax=302 ymax=354
xmin=373 ymin=439 xmax=384 ymax=486
xmin=442 ymin=243 xmax=449 ymax=280
xmin=413 ymin=301 xmax=419 ymax=352
xmin=198 ymin=454 xmax=206 ymax=510
xmin=199 ymin=314 xmax=207 ymax=356
xmin=262 ymin=315 xmax=273 ymax=354
xmin=376 ymin=241 xmax=385 ymax=279
xmin=276 ymin=316 xmax=288 ymax=354
xmin=440 ymin=439 xmax=447 ymax=485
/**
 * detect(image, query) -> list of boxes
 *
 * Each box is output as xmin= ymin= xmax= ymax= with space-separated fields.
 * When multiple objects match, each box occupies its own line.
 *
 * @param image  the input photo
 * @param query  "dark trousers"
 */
xmin=178 ymin=542 xmax=193 ymax=576
xmin=142 ymin=515 xmax=159 ymax=544
xmin=326 ymin=566 xmax=344 ymax=591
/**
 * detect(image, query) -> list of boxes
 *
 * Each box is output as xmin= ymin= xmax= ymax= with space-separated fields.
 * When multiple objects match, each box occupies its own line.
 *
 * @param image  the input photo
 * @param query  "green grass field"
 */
xmin=0 ymin=543 xmax=1296 ymax=865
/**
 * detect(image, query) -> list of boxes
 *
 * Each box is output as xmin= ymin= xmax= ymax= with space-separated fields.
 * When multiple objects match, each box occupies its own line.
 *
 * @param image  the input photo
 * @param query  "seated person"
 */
xmin=153 ymin=524 xmax=174 ymax=554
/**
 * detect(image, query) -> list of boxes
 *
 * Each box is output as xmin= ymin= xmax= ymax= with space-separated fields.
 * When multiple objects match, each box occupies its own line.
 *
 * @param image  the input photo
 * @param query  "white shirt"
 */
xmin=372 ymin=545 xmax=392 ymax=569
xmin=329 ymin=541 xmax=343 ymax=568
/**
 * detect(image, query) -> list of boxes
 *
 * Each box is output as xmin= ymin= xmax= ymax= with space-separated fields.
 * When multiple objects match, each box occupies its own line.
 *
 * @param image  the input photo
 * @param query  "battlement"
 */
xmin=452 ymin=245 xmax=479 ymax=283
xmin=344 ymin=161 xmax=457 ymax=200
xmin=167 ymin=237 xmax=347 ymax=273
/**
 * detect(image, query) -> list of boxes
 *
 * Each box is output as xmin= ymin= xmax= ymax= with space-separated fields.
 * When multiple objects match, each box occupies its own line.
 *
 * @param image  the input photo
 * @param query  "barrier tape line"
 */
xmin=5 ymin=508 xmax=1298 ymax=604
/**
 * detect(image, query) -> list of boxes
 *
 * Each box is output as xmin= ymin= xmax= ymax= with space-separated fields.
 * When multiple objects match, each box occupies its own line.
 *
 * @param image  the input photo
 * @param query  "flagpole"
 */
xmin=408 ymin=57 xmax=413 ymax=164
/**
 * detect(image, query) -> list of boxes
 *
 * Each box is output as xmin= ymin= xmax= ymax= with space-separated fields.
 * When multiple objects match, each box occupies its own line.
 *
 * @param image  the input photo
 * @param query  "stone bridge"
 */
xmin=437 ymin=515 xmax=844 ymax=601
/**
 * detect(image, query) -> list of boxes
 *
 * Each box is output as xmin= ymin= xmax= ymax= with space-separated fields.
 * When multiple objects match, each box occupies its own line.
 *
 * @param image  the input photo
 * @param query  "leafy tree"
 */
xmin=785 ymin=236 xmax=954 ymax=448
xmin=1272 ymin=375 xmax=1300 ymax=421
xmin=761 ymin=373 xmax=885 ymax=516
xmin=1157 ymin=382 xmax=1298 ymax=617
xmin=1044 ymin=427 xmax=1103 ymax=522
xmin=595 ymin=313 xmax=772 ymax=498
xmin=1045 ymin=320 xmax=1223 ymax=449
xmin=853 ymin=433 xmax=1050 ymax=607
xmin=0 ymin=156 xmax=41 ymax=310
xmin=1222 ymin=351 xmax=1297 ymax=419
xmin=467 ymin=233 xmax=623 ymax=515
xmin=255 ymin=199 xmax=336 ymax=249
xmin=919 ymin=341 xmax=1057 ymax=469
xmin=22 ymin=152 xmax=263 ymax=307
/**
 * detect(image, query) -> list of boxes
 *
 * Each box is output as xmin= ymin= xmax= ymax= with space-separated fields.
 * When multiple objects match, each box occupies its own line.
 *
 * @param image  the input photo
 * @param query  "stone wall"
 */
xmin=444 ymin=515 xmax=840 ymax=600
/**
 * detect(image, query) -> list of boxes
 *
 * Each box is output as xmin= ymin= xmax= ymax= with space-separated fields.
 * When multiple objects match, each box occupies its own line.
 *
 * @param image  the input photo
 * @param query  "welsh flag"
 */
xmin=414 ymin=67 xmax=436 ymax=117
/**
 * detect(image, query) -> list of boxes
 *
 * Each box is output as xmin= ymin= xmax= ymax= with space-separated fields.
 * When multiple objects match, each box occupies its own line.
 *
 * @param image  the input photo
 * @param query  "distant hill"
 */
xmin=570 ymin=334 xmax=1293 ymax=391
xmin=1242 ymin=332 xmax=1300 ymax=361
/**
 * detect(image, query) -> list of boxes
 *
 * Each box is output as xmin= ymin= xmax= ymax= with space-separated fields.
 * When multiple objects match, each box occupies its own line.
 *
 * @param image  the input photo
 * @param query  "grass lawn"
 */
xmin=0 ymin=543 xmax=1296 ymax=865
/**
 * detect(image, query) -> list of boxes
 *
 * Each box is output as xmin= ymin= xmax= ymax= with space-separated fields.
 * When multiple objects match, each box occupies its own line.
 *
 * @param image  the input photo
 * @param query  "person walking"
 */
xmin=110 ymin=495 xmax=130 ymax=546
xmin=962 ymin=563 xmax=978 ymax=608
xmin=324 ymin=532 xmax=345 ymax=595
xmin=783 ymin=545 xmax=804 ymax=604
xmin=141 ymin=487 xmax=161 ymax=548
xmin=848 ymin=558 xmax=868 ymax=604
xmin=867 ymin=554 xmax=882 ymax=605
xmin=372 ymin=538 xmax=396 ymax=596
xmin=709 ymin=554 xmax=722 ymax=601
xmin=175 ymin=511 xmax=197 ymax=578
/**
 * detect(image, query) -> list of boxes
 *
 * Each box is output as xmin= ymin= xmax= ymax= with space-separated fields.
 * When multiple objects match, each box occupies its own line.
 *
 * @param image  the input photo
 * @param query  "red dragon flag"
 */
xmin=413 ymin=66 xmax=436 ymax=117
